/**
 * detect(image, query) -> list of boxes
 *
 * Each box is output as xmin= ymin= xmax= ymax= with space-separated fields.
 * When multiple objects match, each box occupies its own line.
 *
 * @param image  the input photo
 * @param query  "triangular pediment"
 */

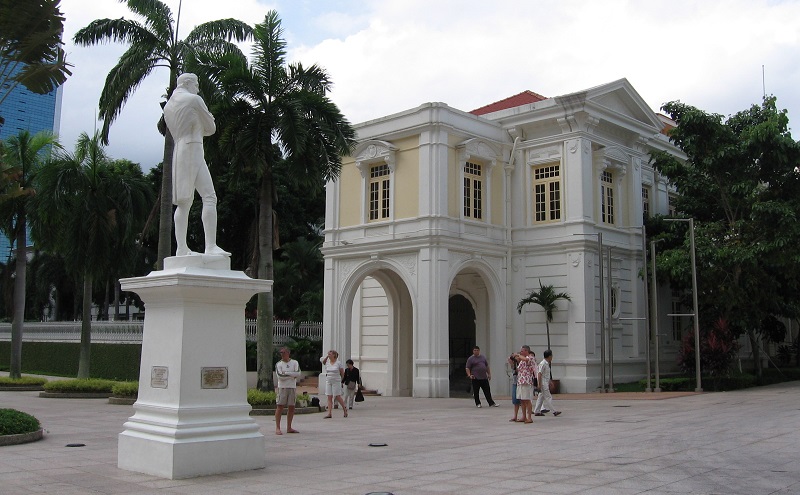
xmin=584 ymin=79 xmax=663 ymax=130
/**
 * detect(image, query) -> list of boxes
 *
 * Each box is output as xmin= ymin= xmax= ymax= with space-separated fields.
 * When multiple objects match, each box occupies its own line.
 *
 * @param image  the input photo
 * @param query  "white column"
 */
xmin=414 ymin=246 xmax=450 ymax=397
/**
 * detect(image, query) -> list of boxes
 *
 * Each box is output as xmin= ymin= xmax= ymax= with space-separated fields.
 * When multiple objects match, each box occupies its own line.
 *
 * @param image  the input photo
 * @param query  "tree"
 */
xmin=73 ymin=0 xmax=250 ymax=269
xmin=201 ymin=11 xmax=356 ymax=390
xmin=516 ymin=280 xmax=572 ymax=351
xmin=31 ymin=132 xmax=152 ymax=377
xmin=0 ymin=130 xmax=58 ymax=378
xmin=650 ymin=97 xmax=800 ymax=382
xmin=0 ymin=0 xmax=71 ymax=125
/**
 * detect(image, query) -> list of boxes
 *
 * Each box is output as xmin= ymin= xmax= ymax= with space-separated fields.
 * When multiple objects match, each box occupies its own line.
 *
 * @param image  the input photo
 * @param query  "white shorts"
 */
xmin=516 ymin=384 xmax=534 ymax=401
xmin=325 ymin=379 xmax=343 ymax=397
xmin=276 ymin=388 xmax=296 ymax=406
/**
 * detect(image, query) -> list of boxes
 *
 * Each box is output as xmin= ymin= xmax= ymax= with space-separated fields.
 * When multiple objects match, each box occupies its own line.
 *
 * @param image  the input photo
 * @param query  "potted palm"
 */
xmin=517 ymin=280 xmax=571 ymax=393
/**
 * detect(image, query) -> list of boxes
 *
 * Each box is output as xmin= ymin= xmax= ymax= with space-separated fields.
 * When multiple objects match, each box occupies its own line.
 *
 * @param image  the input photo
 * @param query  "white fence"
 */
xmin=0 ymin=319 xmax=322 ymax=345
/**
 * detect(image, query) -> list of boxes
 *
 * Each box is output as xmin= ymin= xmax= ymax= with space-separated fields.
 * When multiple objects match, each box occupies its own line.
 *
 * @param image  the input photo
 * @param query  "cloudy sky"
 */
xmin=58 ymin=0 xmax=800 ymax=169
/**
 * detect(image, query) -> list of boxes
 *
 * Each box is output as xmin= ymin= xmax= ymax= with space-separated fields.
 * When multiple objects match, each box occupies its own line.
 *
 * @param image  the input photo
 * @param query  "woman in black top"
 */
xmin=342 ymin=359 xmax=363 ymax=410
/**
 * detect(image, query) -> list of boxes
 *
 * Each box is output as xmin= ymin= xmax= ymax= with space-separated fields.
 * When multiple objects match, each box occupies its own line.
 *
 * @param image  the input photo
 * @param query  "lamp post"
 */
xmin=649 ymin=239 xmax=663 ymax=392
xmin=664 ymin=218 xmax=702 ymax=392
xmin=573 ymin=232 xmax=606 ymax=392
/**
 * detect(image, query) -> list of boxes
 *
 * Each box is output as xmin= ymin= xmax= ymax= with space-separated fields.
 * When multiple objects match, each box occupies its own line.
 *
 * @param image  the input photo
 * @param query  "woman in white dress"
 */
xmin=320 ymin=350 xmax=348 ymax=418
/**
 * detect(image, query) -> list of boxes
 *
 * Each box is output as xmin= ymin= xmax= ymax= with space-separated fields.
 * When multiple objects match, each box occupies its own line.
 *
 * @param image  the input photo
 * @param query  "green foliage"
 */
xmin=111 ymin=381 xmax=138 ymax=397
xmin=283 ymin=335 xmax=323 ymax=372
xmin=650 ymin=98 xmax=800 ymax=373
xmin=0 ymin=341 xmax=141 ymax=380
xmin=247 ymin=388 xmax=276 ymax=406
xmin=0 ymin=0 xmax=71 ymax=109
xmin=517 ymin=279 xmax=571 ymax=349
xmin=0 ymin=408 xmax=40 ymax=435
xmin=0 ymin=376 xmax=47 ymax=386
xmin=196 ymin=10 xmax=356 ymax=391
xmin=43 ymin=378 xmax=117 ymax=393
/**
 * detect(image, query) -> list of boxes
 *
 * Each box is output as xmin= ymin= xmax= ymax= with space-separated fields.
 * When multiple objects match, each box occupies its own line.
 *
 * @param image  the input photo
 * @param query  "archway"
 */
xmin=448 ymin=294 xmax=475 ymax=396
xmin=338 ymin=264 xmax=414 ymax=397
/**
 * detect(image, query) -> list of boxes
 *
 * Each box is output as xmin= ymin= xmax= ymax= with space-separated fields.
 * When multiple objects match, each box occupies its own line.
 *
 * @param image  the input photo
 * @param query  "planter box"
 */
xmin=0 ymin=428 xmax=43 ymax=447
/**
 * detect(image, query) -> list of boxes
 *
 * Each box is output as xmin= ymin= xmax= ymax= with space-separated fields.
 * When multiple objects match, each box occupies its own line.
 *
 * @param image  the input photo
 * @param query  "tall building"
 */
xmin=0 ymin=61 xmax=63 ymax=261
xmin=323 ymin=78 xmax=685 ymax=396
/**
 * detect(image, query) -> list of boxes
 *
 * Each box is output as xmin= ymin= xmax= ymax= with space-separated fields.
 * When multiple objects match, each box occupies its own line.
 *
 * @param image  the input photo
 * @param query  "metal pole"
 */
xmin=607 ymin=246 xmax=614 ymax=392
xmin=598 ymin=233 xmax=606 ymax=392
xmin=689 ymin=219 xmax=703 ymax=392
xmin=642 ymin=225 xmax=652 ymax=392
xmin=650 ymin=240 xmax=661 ymax=392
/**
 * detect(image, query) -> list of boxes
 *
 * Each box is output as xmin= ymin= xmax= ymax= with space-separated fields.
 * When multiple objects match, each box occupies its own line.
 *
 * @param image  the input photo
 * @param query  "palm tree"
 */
xmin=0 ymin=0 xmax=71 ymax=118
xmin=73 ymin=0 xmax=250 ymax=269
xmin=202 ymin=11 xmax=356 ymax=390
xmin=0 ymin=130 xmax=59 ymax=378
xmin=31 ymin=132 xmax=152 ymax=377
xmin=517 ymin=280 xmax=572 ymax=351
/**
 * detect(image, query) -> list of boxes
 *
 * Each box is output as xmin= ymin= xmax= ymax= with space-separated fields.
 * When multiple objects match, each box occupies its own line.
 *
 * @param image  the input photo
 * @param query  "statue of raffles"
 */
xmin=163 ymin=73 xmax=229 ymax=257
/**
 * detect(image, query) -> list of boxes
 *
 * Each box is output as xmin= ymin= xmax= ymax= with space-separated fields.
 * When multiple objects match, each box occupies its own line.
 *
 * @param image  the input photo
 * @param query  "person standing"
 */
xmin=508 ymin=353 xmax=520 ymax=421
xmin=342 ymin=359 xmax=362 ymax=410
xmin=465 ymin=346 xmax=497 ymax=408
xmin=534 ymin=349 xmax=561 ymax=417
xmin=320 ymin=350 xmax=347 ymax=418
xmin=511 ymin=345 xmax=535 ymax=423
xmin=274 ymin=347 xmax=302 ymax=435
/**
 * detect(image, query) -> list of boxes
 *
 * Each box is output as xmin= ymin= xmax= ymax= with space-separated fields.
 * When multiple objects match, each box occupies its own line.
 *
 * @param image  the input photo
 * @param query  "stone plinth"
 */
xmin=118 ymin=255 xmax=272 ymax=479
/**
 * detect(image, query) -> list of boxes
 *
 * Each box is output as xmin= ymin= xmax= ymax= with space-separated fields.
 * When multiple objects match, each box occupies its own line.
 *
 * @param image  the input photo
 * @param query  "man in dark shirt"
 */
xmin=465 ymin=346 xmax=497 ymax=408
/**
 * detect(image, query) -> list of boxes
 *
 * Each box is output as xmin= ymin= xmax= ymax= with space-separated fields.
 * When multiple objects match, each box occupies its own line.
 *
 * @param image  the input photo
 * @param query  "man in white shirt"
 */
xmin=534 ymin=349 xmax=561 ymax=417
xmin=275 ymin=347 xmax=302 ymax=434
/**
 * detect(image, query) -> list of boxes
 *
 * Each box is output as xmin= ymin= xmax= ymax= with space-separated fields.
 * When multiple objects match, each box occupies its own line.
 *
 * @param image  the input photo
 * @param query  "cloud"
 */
xmin=57 ymin=0 xmax=800 ymax=168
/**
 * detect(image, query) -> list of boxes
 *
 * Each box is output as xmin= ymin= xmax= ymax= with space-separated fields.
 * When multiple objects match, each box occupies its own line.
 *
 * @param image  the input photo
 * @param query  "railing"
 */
xmin=0 ymin=319 xmax=322 ymax=345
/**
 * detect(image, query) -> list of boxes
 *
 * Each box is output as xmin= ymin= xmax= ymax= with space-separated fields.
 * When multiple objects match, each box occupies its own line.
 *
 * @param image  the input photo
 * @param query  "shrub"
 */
xmin=679 ymin=317 xmax=739 ymax=377
xmin=247 ymin=389 xmax=276 ymax=406
xmin=0 ymin=376 xmax=48 ymax=386
xmin=111 ymin=381 xmax=139 ymax=397
xmin=0 ymin=409 xmax=40 ymax=435
xmin=43 ymin=379 xmax=117 ymax=393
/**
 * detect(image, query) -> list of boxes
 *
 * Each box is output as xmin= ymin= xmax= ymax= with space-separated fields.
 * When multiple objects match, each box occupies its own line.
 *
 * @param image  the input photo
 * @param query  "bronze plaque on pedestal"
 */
xmin=151 ymin=366 xmax=168 ymax=388
xmin=201 ymin=367 xmax=228 ymax=389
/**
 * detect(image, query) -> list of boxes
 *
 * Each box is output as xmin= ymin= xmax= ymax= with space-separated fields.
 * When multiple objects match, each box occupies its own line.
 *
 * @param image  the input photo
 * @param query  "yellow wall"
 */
xmin=337 ymin=136 xmax=421 ymax=228
xmin=392 ymin=136 xmax=420 ymax=220
xmin=490 ymin=161 xmax=504 ymax=225
xmin=338 ymin=156 xmax=361 ymax=227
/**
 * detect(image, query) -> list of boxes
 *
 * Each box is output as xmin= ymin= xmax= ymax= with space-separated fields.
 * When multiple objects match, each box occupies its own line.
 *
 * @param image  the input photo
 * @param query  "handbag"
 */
xmin=354 ymin=388 xmax=365 ymax=402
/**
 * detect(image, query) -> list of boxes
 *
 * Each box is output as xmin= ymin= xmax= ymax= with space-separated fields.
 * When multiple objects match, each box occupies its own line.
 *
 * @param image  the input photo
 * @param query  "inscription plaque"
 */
xmin=151 ymin=366 xmax=168 ymax=388
xmin=201 ymin=367 xmax=228 ymax=389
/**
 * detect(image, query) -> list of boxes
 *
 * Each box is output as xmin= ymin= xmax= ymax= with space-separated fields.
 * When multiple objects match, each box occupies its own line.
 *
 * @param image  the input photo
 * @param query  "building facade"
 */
xmin=0 ymin=61 xmax=63 ymax=260
xmin=322 ymin=79 xmax=685 ymax=396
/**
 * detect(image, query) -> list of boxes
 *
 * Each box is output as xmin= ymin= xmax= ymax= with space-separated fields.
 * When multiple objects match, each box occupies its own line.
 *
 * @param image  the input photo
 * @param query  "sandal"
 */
xmin=324 ymin=415 xmax=332 ymax=419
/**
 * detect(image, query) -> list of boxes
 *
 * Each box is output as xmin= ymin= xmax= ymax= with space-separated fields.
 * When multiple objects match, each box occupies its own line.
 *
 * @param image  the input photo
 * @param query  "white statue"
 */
xmin=163 ymin=72 xmax=229 ymax=257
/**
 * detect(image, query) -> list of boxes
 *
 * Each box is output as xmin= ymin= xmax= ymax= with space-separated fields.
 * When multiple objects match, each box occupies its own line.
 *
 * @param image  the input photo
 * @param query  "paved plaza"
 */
xmin=0 ymin=381 xmax=798 ymax=494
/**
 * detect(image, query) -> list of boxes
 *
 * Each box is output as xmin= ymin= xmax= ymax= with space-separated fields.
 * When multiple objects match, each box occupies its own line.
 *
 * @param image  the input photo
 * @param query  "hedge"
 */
xmin=0 ymin=342 xmax=141 ymax=380
xmin=43 ymin=379 xmax=117 ymax=393
xmin=0 ymin=376 xmax=48 ymax=386
xmin=0 ymin=409 xmax=40 ymax=435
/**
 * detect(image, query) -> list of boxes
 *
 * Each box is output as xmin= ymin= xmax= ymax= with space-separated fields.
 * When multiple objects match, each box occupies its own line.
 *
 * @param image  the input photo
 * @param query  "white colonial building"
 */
xmin=322 ymin=78 xmax=685 ymax=396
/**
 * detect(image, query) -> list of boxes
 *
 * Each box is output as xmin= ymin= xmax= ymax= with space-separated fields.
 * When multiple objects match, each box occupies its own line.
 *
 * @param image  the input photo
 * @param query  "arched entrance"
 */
xmin=337 ymin=265 xmax=414 ymax=397
xmin=448 ymin=294 xmax=475 ymax=396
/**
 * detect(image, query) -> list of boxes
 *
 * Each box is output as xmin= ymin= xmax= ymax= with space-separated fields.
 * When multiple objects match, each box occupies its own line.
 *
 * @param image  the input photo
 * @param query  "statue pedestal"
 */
xmin=118 ymin=255 xmax=272 ymax=479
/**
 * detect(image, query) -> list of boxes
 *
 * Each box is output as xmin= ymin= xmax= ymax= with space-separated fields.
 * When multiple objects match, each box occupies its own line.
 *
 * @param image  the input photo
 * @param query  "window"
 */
xmin=671 ymin=298 xmax=684 ymax=341
xmin=369 ymin=164 xmax=390 ymax=221
xmin=463 ymin=161 xmax=482 ymax=220
xmin=610 ymin=286 xmax=619 ymax=318
xmin=533 ymin=164 xmax=561 ymax=223
xmin=668 ymin=194 xmax=678 ymax=216
xmin=601 ymin=170 xmax=614 ymax=224
xmin=642 ymin=186 xmax=650 ymax=218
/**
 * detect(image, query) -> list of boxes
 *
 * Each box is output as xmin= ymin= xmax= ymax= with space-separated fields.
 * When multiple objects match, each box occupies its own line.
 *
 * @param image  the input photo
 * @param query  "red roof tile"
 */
xmin=470 ymin=90 xmax=547 ymax=115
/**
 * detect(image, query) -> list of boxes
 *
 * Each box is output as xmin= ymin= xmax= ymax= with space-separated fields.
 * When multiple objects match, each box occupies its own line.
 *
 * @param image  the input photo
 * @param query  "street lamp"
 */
xmin=573 ymin=232 xmax=606 ymax=392
xmin=649 ymin=239 xmax=665 ymax=392
xmin=664 ymin=218 xmax=703 ymax=392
